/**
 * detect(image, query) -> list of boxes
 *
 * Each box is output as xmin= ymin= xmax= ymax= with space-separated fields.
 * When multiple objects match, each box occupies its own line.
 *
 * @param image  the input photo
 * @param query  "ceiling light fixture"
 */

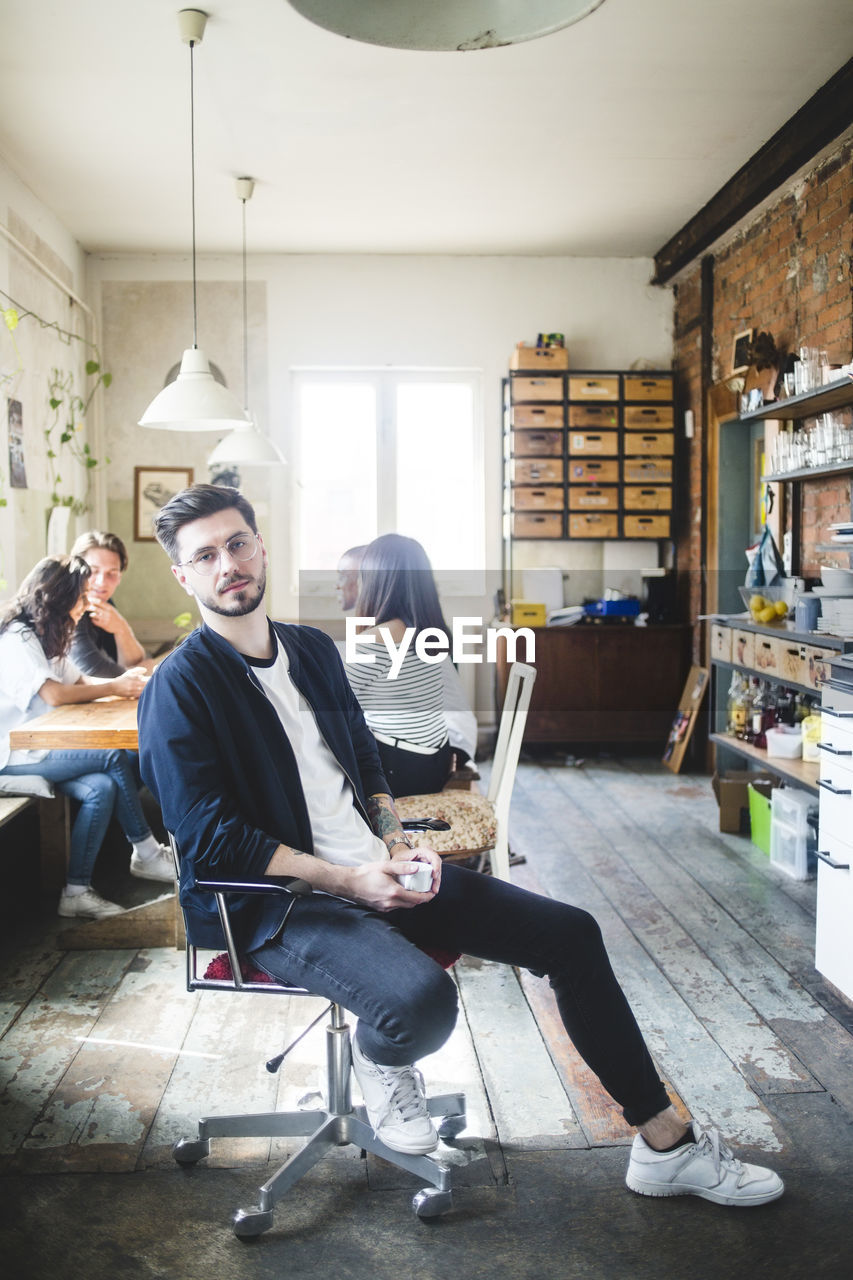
xmin=286 ymin=0 xmax=606 ymax=51
xmin=207 ymin=179 xmax=286 ymax=468
xmin=139 ymin=9 xmax=249 ymax=431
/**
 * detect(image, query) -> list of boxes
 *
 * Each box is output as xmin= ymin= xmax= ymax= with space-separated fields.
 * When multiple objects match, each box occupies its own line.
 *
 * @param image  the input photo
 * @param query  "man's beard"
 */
xmin=205 ymin=565 xmax=267 ymax=617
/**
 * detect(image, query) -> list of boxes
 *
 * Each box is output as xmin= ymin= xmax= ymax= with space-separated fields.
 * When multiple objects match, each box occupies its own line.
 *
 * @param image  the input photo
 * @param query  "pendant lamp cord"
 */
xmin=189 ymin=37 xmax=198 ymax=349
xmin=242 ymin=196 xmax=249 ymax=410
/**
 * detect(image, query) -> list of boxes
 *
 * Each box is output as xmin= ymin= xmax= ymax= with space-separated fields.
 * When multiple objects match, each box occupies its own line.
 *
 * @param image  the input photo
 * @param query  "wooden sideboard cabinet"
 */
xmin=495 ymin=623 xmax=690 ymax=746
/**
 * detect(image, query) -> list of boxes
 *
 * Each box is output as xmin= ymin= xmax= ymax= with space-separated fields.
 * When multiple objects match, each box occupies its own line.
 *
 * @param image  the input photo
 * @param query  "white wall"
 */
xmin=0 ymin=156 xmax=91 ymax=594
xmin=86 ymin=250 xmax=673 ymax=723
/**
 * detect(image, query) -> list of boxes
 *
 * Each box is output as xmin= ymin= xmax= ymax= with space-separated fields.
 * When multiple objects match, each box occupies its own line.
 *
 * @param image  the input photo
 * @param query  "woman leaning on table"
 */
xmin=0 ymin=555 xmax=173 ymax=921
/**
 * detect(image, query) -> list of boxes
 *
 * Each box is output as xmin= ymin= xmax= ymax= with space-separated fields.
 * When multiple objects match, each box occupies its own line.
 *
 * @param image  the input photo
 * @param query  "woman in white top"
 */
xmin=0 ymin=556 xmax=174 ymax=919
xmin=345 ymin=534 xmax=454 ymax=798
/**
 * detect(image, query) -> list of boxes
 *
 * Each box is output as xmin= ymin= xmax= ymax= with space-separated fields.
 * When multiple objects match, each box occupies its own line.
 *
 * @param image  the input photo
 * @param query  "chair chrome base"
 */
xmin=172 ymin=1004 xmax=466 ymax=1239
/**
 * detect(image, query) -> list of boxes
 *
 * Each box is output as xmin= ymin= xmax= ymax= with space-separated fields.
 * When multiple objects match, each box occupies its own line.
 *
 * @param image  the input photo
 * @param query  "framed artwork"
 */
xmin=663 ymin=665 xmax=709 ymax=774
xmin=134 ymin=466 xmax=193 ymax=541
xmin=731 ymin=329 xmax=754 ymax=377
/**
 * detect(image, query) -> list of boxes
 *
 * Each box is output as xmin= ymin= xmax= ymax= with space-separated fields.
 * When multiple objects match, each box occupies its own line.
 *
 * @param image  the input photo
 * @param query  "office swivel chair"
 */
xmin=169 ymin=821 xmax=466 ymax=1240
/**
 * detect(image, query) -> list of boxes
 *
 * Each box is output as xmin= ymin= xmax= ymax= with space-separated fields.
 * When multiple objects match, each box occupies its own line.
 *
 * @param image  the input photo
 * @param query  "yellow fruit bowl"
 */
xmin=738 ymin=585 xmax=789 ymax=624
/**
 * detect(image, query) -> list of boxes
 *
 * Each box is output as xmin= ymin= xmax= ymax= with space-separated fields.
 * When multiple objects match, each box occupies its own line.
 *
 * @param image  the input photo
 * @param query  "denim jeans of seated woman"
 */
xmin=1 ymin=750 xmax=152 ymax=887
xmin=251 ymin=861 xmax=671 ymax=1127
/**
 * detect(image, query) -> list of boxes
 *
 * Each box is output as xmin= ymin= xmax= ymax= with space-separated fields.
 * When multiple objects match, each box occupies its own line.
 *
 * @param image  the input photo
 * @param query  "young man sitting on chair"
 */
xmin=138 ymin=483 xmax=783 ymax=1208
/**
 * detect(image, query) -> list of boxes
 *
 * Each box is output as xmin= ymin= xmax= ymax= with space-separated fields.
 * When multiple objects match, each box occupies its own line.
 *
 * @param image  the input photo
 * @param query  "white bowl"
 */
xmin=820 ymin=566 xmax=853 ymax=589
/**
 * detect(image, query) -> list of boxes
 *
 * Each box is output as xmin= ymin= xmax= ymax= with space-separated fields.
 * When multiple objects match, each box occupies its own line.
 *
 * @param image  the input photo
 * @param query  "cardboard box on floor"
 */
xmin=712 ymin=769 xmax=776 ymax=834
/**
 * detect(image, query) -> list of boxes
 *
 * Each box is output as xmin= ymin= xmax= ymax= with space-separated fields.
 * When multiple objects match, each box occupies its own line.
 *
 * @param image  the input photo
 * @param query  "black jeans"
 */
xmin=375 ymin=737 xmax=454 ymax=798
xmin=251 ymin=862 xmax=671 ymax=1128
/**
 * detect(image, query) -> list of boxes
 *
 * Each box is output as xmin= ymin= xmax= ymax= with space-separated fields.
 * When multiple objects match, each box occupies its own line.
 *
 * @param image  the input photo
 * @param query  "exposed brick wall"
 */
xmin=673 ymin=136 xmax=853 ymax=653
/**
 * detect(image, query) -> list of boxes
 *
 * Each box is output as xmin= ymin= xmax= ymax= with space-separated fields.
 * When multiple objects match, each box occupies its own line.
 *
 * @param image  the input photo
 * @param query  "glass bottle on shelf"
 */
xmin=728 ymin=672 xmax=750 ymax=739
xmin=775 ymin=686 xmax=795 ymax=726
xmin=750 ymin=680 xmax=777 ymax=749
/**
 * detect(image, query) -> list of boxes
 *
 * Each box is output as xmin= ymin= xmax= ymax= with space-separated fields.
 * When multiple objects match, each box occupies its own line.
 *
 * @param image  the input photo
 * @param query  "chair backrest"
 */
xmin=487 ymin=661 xmax=537 ymax=824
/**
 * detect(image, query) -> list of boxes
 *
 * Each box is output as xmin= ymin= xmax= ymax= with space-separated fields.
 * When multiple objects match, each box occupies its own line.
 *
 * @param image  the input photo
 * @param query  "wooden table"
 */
xmin=9 ymin=697 xmax=139 ymax=751
xmin=9 ymin=698 xmax=178 ymax=951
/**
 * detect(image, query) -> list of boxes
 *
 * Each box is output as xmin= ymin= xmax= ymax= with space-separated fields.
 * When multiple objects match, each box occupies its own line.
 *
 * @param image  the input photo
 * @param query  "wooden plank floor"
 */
xmin=1 ymin=756 xmax=851 ymax=1181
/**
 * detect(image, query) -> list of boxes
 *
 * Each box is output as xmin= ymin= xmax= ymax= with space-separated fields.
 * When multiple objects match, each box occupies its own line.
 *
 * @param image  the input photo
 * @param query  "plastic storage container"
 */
xmin=770 ymin=787 xmax=817 ymax=880
xmin=765 ymin=726 xmax=802 ymax=758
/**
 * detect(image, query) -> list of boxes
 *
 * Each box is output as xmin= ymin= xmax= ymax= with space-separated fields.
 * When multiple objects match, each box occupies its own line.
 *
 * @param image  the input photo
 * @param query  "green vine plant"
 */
xmin=45 ymin=360 xmax=112 ymax=513
xmin=1 ymin=294 xmax=112 ymax=516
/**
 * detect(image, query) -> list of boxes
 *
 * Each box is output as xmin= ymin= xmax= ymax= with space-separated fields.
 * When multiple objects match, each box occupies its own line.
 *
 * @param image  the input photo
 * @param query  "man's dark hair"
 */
xmin=153 ymin=483 xmax=258 ymax=561
xmin=69 ymin=529 xmax=129 ymax=572
xmin=0 ymin=555 xmax=91 ymax=659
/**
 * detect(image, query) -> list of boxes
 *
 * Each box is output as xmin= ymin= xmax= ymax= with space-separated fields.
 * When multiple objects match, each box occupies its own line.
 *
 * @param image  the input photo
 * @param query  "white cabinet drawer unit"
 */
xmin=816 ymin=672 xmax=853 ymax=999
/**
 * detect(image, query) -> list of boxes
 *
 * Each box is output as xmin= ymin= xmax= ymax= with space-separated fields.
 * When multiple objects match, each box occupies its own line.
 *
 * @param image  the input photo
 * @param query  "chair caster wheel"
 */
xmin=233 ymin=1207 xmax=274 ymax=1239
xmin=173 ymin=1137 xmax=210 ymax=1165
xmin=437 ymin=1113 xmax=466 ymax=1140
xmin=413 ymin=1187 xmax=452 ymax=1219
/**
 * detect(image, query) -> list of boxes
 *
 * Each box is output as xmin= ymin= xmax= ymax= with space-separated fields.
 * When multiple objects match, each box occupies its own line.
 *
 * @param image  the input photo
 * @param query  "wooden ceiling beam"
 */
xmin=653 ymin=58 xmax=853 ymax=285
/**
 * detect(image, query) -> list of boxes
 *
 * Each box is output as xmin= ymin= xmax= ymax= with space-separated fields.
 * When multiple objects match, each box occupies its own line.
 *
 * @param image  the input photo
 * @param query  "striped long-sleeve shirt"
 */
xmin=345 ymin=639 xmax=448 ymax=750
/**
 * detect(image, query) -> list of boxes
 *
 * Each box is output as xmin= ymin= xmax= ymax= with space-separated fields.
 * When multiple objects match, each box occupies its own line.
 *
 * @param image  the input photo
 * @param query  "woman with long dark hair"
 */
xmin=0 ymin=556 xmax=174 ymax=919
xmin=345 ymin=534 xmax=455 ymax=797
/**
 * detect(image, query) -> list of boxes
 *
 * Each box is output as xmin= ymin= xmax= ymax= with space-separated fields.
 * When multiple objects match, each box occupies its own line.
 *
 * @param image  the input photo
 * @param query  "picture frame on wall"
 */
xmin=731 ymin=328 xmax=754 ymax=377
xmin=134 ymin=466 xmax=193 ymax=542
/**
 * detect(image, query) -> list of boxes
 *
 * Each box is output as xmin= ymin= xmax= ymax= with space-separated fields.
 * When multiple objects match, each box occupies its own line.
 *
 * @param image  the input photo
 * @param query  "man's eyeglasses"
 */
xmin=177 ymin=533 xmax=260 ymax=576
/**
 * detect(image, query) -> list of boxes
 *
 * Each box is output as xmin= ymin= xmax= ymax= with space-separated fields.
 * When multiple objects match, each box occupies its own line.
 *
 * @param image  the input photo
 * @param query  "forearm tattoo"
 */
xmin=367 ymin=793 xmax=411 ymax=849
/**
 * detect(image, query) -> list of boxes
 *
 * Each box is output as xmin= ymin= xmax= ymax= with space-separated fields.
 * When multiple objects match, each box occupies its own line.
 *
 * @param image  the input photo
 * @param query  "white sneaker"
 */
xmin=129 ymin=845 xmax=175 ymax=883
xmin=58 ymin=888 xmax=124 ymax=920
xmin=351 ymin=1036 xmax=438 ymax=1155
xmin=626 ymin=1122 xmax=784 ymax=1206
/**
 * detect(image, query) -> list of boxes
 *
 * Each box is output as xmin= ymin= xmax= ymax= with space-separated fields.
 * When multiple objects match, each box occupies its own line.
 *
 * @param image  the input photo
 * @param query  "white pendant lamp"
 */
xmin=139 ymin=9 xmax=249 ymax=432
xmin=207 ymin=179 xmax=287 ymax=468
xmin=285 ymin=1 xmax=606 ymax=51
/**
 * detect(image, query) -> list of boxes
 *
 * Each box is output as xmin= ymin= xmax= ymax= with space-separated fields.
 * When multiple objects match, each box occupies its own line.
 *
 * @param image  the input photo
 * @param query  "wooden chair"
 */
xmin=168 ymin=821 xmax=466 ymax=1240
xmin=396 ymin=661 xmax=536 ymax=881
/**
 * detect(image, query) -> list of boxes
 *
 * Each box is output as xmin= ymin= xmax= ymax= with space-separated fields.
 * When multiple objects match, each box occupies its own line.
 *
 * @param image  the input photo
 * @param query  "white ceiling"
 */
xmin=1 ymin=0 xmax=852 ymax=259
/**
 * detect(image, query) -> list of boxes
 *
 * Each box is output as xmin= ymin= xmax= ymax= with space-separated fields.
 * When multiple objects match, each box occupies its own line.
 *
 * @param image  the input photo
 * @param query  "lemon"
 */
xmin=774 ymin=600 xmax=788 ymax=617
xmin=749 ymin=594 xmax=766 ymax=611
xmin=758 ymin=605 xmax=777 ymax=623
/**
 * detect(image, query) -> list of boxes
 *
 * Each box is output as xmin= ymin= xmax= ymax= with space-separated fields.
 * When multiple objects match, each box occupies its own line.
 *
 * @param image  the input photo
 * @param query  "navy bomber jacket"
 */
xmin=137 ymin=620 xmax=389 ymax=952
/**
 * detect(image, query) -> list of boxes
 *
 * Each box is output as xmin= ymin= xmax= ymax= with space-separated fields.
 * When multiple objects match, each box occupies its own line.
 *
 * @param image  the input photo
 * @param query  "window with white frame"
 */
xmin=292 ymin=370 xmax=484 ymax=591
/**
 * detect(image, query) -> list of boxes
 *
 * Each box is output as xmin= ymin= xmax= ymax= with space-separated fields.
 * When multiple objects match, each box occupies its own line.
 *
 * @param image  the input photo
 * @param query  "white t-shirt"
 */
xmin=0 ymin=623 xmax=81 ymax=769
xmin=249 ymin=638 xmax=387 ymax=868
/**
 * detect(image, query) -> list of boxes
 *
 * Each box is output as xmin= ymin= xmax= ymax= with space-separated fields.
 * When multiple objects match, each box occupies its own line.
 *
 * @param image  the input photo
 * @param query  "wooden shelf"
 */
xmin=710 ymin=732 xmax=819 ymax=793
xmin=738 ymin=375 xmax=853 ymax=424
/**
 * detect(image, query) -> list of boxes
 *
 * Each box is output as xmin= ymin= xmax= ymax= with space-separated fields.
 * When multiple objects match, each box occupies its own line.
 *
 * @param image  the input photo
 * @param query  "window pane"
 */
xmin=395 ymin=382 xmax=480 ymax=570
xmin=298 ymin=382 xmax=377 ymax=569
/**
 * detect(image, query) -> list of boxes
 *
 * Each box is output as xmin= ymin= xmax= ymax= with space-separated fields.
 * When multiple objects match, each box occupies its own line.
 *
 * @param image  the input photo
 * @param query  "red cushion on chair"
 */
xmin=204 ymin=953 xmax=275 ymax=983
xmin=420 ymin=946 xmax=461 ymax=969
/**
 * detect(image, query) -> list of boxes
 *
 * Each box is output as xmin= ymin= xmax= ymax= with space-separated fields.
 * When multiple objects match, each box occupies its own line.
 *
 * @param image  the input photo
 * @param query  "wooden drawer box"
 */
xmin=623 ymin=457 xmax=672 ymax=484
xmin=622 ymin=485 xmax=671 ymax=511
xmin=624 ymin=405 xmax=674 ymax=430
xmin=509 ymin=345 xmax=569 ymax=372
xmin=511 ymin=458 xmax=563 ymax=485
xmin=569 ymin=512 xmax=619 ymax=539
xmin=624 ymin=432 xmax=674 ymax=457
xmin=511 ymin=429 xmax=563 ymax=458
xmin=623 ymin=375 xmax=673 ymax=401
xmin=754 ymin=634 xmax=783 ymax=675
xmin=568 ymin=486 xmax=619 ymax=511
xmin=569 ymin=375 xmax=619 ymax=401
xmin=710 ymin=623 xmax=732 ymax=663
xmin=802 ymin=644 xmax=837 ymax=691
xmin=569 ymin=458 xmax=619 ymax=484
xmin=623 ymin=514 xmax=670 ymax=538
xmin=512 ymin=512 xmax=563 ymax=538
xmin=732 ymin=628 xmax=756 ymax=670
xmin=778 ymin=639 xmax=805 ymax=684
xmin=568 ymin=430 xmax=619 ymax=457
xmin=512 ymin=375 xmax=565 ymax=403
xmin=512 ymin=403 xmax=565 ymax=428
xmin=568 ymin=404 xmax=619 ymax=429
xmin=512 ymin=485 xmax=565 ymax=511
